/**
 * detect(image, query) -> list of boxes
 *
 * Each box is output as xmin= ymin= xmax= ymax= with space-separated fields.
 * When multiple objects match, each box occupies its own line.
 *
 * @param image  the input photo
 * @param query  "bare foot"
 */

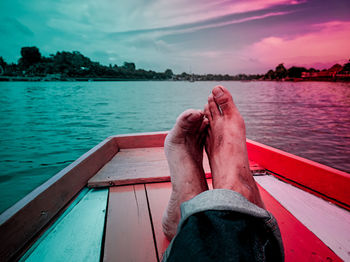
xmin=162 ymin=109 xmax=209 ymax=240
xmin=204 ymin=86 xmax=265 ymax=208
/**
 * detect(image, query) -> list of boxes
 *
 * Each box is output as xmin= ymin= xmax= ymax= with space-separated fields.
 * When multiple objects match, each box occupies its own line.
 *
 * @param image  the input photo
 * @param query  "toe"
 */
xmin=199 ymin=116 xmax=209 ymax=134
xmin=212 ymin=86 xmax=236 ymax=116
xmin=166 ymin=109 xmax=203 ymax=145
xmin=204 ymin=104 xmax=212 ymax=122
xmin=198 ymin=117 xmax=209 ymax=144
xmin=176 ymin=109 xmax=203 ymax=132
xmin=208 ymin=94 xmax=220 ymax=119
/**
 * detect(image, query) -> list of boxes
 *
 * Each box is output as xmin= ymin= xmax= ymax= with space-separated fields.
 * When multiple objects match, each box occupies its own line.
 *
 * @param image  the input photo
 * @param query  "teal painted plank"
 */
xmin=20 ymin=188 xmax=90 ymax=261
xmin=21 ymin=188 xmax=108 ymax=262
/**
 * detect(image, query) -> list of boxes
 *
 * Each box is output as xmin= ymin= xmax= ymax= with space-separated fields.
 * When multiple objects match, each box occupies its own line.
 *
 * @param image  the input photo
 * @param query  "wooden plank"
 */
xmin=113 ymin=131 xmax=168 ymax=149
xmin=255 ymin=175 xmax=350 ymax=261
xmin=88 ymin=147 xmax=263 ymax=187
xmin=104 ymin=184 xmax=157 ymax=262
xmin=88 ymin=147 xmax=170 ymax=187
xmin=20 ymin=188 xmax=90 ymax=260
xmin=145 ymin=182 xmax=172 ymax=261
xmin=0 ymin=137 xmax=118 ymax=261
xmin=247 ymin=139 xmax=350 ymax=209
xmin=257 ymin=184 xmax=341 ymax=261
xmin=21 ymin=188 xmax=108 ymax=262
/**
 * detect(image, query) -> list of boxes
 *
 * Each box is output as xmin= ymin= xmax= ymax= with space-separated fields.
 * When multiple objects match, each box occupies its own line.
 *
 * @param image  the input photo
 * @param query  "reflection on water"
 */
xmin=0 ymin=81 xmax=349 ymax=213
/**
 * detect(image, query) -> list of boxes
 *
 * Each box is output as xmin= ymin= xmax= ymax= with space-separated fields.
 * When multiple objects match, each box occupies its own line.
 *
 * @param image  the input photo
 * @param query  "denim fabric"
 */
xmin=162 ymin=189 xmax=284 ymax=262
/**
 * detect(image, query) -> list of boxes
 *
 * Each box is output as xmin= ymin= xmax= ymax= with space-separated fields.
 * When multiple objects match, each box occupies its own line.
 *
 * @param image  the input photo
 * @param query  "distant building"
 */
xmin=301 ymin=64 xmax=344 ymax=80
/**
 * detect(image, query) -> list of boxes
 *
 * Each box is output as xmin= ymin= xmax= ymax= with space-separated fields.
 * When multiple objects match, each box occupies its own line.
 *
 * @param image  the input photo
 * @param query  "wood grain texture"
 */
xmin=88 ymin=147 xmax=263 ymax=187
xmin=104 ymin=184 xmax=157 ymax=262
xmin=247 ymin=139 xmax=350 ymax=209
xmin=145 ymin=182 xmax=172 ymax=261
xmin=0 ymin=137 xmax=118 ymax=261
xmin=113 ymin=131 xmax=168 ymax=149
xmin=88 ymin=147 xmax=170 ymax=187
xmin=255 ymin=175 xmax=350 ymax=261
xmin=21 ymin=188 xmax=108 ymax=262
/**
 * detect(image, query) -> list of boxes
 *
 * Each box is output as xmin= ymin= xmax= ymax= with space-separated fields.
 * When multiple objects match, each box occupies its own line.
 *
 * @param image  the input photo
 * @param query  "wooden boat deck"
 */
xmin=2 ymin=132 xmax=350 ymax=261
xmin=21 ymin=177 xmax=348 ymax=261
xmin=109 ymin=179 xmax=348 ymax=261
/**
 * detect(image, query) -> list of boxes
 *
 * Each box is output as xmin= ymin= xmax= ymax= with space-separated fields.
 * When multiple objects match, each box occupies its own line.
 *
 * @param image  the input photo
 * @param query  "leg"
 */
xmin=162 ymin=109 xmax=209 ymax=240
xmin=204 ymin=85 xmax=264 ymax=208
xmin=162 ymin=87 xmax=284 ymax=261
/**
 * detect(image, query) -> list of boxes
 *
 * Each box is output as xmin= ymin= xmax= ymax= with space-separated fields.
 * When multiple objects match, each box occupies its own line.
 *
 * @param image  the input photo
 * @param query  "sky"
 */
xmin=0 ymin=0 xmax=349 ymax=74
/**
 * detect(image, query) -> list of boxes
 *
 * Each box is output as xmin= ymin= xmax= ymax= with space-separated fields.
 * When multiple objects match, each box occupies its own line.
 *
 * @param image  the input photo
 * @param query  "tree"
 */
xmin=341 ymin=59 xmax=350 ymax=73
xmin=265 ymin=69 xmax=276 ymax=80
xmin=287 ymin=66 xmax=307 ymax=78
xmin=308 ymin=68 xmax=319 ymax=73
xmin=275 ymin=63 xmax=287 ymax=80
xmin=164 ymin=69 xmax=173 ymax=78
xmin=0 ymin=56 xmax=6 ymax=68
xmin=0 ymin=57 xmax=6 ymax=75
xmin=122 ymin=62 xmax=135 ymax=72
xmin=18 ymin=46 xmax=42 ymax=69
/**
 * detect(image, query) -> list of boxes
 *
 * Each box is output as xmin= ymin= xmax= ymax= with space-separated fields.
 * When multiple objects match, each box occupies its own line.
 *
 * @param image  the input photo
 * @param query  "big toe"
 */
xmin=212 ymin=86 xmax=236 ymax=116
xmin=167 ymin=109 xmax=203 ymax=145
xmin=176 ymin=109 xmax=203 ymax=131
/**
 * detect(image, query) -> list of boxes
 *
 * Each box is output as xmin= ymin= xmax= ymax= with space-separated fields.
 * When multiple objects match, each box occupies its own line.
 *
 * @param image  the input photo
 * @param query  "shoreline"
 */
xmin=0 ymin=76 xmax=349 ymax=82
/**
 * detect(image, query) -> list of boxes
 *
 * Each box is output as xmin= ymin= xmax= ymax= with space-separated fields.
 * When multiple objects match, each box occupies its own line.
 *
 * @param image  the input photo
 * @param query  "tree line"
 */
xmin=0 ymin=46 xmax=174 ymax=80
xmin=0 ymin=46 xmax=262 ymax=81
xmin=1 ymin=46 xmax=348 ymax=81
xmin=263 ymin=62 xmax=350 ymax=80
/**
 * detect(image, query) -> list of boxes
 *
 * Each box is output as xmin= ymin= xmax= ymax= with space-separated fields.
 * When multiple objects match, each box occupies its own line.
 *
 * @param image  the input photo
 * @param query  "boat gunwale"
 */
xmin=246 ymin=139 xmax=350 ymax=210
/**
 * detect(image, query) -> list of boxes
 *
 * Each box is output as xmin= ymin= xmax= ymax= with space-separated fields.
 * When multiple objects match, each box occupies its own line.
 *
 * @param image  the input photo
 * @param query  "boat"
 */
xmin=0 ymin=131 xmax=349 ymax=261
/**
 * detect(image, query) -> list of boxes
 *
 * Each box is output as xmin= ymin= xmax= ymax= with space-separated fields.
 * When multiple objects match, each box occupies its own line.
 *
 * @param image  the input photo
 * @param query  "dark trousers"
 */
xmin=164 ymin=210 xmax=284 ymax=262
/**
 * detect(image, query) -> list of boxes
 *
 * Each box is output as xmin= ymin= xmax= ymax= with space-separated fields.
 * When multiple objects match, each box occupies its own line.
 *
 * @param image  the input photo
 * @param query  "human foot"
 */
xmin=204 ymin=86 xmax=265 ymax=208
xmin=162 ymin=109 xmax=209 ymax=240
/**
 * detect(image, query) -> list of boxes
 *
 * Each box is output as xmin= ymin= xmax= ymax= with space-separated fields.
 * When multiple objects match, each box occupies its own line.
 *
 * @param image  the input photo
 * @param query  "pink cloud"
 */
xmin=145 ymin=11 xmax=291 ymax=38
xmin=130 ymin=0 xmax=304 ymax=31
xmin=242 ymin=21 xmax=350 ymax=71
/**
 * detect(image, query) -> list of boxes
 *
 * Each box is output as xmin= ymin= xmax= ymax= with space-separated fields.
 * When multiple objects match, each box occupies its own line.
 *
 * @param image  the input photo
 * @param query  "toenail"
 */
xmin=187 ymin=113 xmax=199 ymax=121
xmin=212 ymin=87 xmax=224 ymax=98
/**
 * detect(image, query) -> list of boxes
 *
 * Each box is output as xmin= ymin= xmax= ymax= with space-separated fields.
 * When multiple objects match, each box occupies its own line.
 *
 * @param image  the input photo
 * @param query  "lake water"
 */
xmin=0 ymin=81 xmax=350 ymax=213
